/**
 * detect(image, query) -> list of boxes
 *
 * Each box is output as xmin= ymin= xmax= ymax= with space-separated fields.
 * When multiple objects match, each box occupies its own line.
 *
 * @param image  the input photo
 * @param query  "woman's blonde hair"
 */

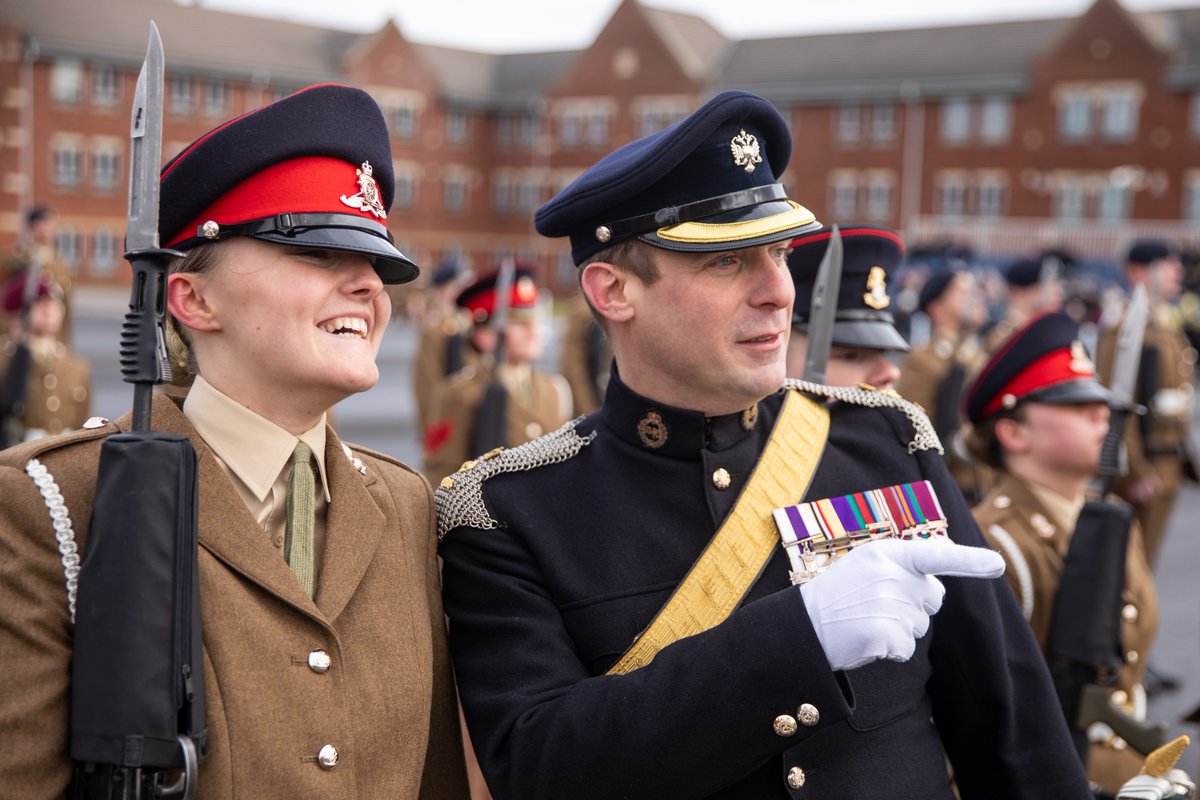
xmin=164 ymin=242 xmax=223 ymax=387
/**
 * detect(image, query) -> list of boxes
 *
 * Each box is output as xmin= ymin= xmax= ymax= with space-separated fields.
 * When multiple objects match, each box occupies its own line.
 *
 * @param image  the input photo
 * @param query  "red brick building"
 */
xmin=2 ymin=0 xmax=1199 ymax=290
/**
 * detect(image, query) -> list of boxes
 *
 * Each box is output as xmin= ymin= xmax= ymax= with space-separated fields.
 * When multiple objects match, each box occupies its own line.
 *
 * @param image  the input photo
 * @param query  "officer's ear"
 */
xmin=993 ymin=416 xmax=1030 ymax=455
xmin=581 ymin=261 xmax=635 ymax=324
xmin=167 ymin=272 xmax=221 ymax=334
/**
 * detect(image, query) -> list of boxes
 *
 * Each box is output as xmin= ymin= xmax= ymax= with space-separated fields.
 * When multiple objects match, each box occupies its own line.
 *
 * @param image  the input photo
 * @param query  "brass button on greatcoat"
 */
xmin=1121 ymin=604 xmax=1138 ymax=623
xmin=712 ymin=468 xmax=731 ymax=490
xmin=272 ymin=532 xmax=285 ymax=549
xmin=797 ymin=703 xmax=819 ymax=727
xmin=787 ymin=766 xmax=806 ymax=789
xmin=1126 ymin=650 xmax=1139 ymax=665
xmin=308 ymin=650 xmax=332 ymax=673
xmin=773 ymin=714 xmax=798 ymax=737
xmin=317 ymin=744 xmax=339 ymax=769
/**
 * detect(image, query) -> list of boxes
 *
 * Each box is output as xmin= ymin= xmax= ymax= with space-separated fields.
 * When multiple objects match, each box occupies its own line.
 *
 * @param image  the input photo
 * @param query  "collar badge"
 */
xmin=730 ymin=130 xmax=762 ymax=173
xmin=340 ymin=161 xmax=388 ymax=220
xmin=863 ymin=266 xmax=891 ymax=310
xmin=637 ymin=410 xmax=669 ymax=449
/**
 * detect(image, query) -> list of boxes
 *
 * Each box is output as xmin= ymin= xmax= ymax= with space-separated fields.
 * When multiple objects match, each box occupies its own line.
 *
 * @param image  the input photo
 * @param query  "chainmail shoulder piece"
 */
xmin=435 ymin=417 xmax=597 ymax=541
xmin=784 ymin=379 xmax=944 ymax=455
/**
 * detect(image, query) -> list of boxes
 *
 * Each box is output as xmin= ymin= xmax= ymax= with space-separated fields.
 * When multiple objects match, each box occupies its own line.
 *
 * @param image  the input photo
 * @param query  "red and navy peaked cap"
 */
xmin=788 ymin=224 xmax=909 ymax=352
xmin=159 ymin=84 xmax=418 ymax=284
xmin=456 ymin=266 xmax=540 ymax=324
xmin=535 ymin=91 xmax=820 ymax=266
xmin=2 ymin=271 xmax=60 ymax=314
xmin=963 ymin=312 xmax=1114 ymax=425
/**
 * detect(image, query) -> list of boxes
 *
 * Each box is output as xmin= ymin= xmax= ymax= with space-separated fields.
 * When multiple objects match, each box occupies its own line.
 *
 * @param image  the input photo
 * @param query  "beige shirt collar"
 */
xmin=183 ymin=375 xmax=331 ymax=503
xmin=1027 ymin=482 xmax=1086 ymax=536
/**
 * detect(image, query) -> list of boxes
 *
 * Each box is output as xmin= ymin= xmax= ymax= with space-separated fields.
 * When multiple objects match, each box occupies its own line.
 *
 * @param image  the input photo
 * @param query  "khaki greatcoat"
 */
xmin=0 ymin=394 xmax=469 ymax=799
xmin=974 ymin=474 xmax=1158 ymax=794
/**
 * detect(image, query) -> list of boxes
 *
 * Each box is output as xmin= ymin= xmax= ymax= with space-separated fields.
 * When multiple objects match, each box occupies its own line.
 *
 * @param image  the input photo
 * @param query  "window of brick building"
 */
xmin=834 ymin=103 xmax=861 ymax=142
xmin=393 ymin=170 xmax=417 ymax=210
xmin=516 ymin=179 xmax=541 ymax=213
xmin=865 ymin=174 xmax=894 ymax=221
xmin=1192 ymin=93 xmax=1200 ymax=139
xmin=389 ymin=103 xmax=419 ymax=140
xmin=562 ymin=109 xmax=584 ymax=149
xmin=1185 ymin=174 xmax=1200 ymax=221
xmin=979 ymin=96 xmax=1011 ymax=143
xmin=635 ymin=99 xmax=690 ymax=138
xmin=586 ymin=110 xmax=609 ymax=148
xmin=1059 ymin=91 xmax=1091 ymax=142
xmin=1101 ymin=88 xmax=1139 ymax=142
xmin=52 ymin=139 xmax=84 ymax=187
xmin=169 ymin=75 xmax=193 ymax=115
xmin=976 ymin=179 xmax=1007 ymax=218
xmin=51 ymin=59 xmax=84 ymax=104
xmin=829 ymin=172 xmax=857 ymax=218
xmin=870 ymin=103 xmax=896 ymax=142
xmin=940 ymin=97 xmax=971 ymax=144
xmin=444 ymin=174 xmax=467 ymax=214
xmin=93 ymin=64 xmax=119 ymax=106
xmin=1054 ymin=181 xmax=1085 ymax=219
xmin=446 ymin=110 xmax=469 ymax=145
xmin=92 ymin=144 xmax=120 ymax=191
xmin=492 ymin=176 xmax=514 ymax=214
xmin=55 ymin=228 xmax=79 ymax=268
xmin=936 ymin=175 xmax=966 ymax=216
xmin=1097 ymin=183 xmax=1130 ymax=220
xmin=205 ymin=79 xmax=228 ymax=117
xmin=92 ymin=229 xmax=117 ymax=275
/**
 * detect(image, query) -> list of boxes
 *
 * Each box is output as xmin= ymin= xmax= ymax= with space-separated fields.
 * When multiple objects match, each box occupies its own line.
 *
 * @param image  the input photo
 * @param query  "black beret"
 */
xmin=789 ymin=224 xmax=909 ymax=352
xmin=1126 ymin=239 xmax=1174 ymax=265
xmin=1004 ymin=257 xmax=1043 ymax=288
xmin=963 ymin=311 xmax=1112 ymax=425
xmin=917 ymin=269 xmax=958 ymax=313
xmin=159 ymin=83 xmax=418 ymax=284
xmin=432 ymin=260 xmax=469 ymax=287
xmin=26 ymin=205 xmax=53 ymax=227
xmin=535 ymin=90 xmax=819 ymax=265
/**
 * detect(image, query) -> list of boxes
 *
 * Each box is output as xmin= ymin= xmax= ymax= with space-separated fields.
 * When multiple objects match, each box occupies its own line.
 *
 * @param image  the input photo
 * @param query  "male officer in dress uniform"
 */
xmin=0 ymin=84 xmax=468 ymax=798
xmin=423 ymin=267 xmax=572 ymax=482
xmin=784 ymin=223 xmax=908 ymax=389
xmin=982 ymin=256 xmax=1066 ymax=354
xmin=1096 ymin=240 xmax=1195 ymax=566
xmin=413 ymin=260 xmax=477 ymax=431
xmin=965 ymin=311 xmax=1160 ymax=797
xmin=3 ymin=205 xmax=75 ymax=345
xmin=437 ymin=90 xmax=1089 ymax=799
xmin=897 ymin=265 xmax=990 ymax=501
xmin=0 ymin=272 xmax=91 ymax=444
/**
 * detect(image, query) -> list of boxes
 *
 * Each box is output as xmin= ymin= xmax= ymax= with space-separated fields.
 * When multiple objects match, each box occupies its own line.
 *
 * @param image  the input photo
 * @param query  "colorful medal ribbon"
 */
xmin=773 ymin=480 xmax=948 ymax=584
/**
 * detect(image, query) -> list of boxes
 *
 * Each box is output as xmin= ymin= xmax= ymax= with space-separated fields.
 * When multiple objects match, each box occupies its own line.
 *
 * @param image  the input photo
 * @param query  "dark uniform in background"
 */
xmin=0 ymin=272 xmax=91 ymax=443
xmin=1096 ymin=240 xmax=1195 ymax=565
xmin=983 ymin=256 xmax=1066 ymax=355
xmin=438 ymin=91 xmax=1089 ymax=800
xmin=964 ymin=312 xmax=1159 ymax=796
xmin=0 ymin=85 xmax=468 ymax=798
xmin=423 ymin=268 xmax=571 ymax=483
xmin=784 ymin=223 xmax=909 ymax=389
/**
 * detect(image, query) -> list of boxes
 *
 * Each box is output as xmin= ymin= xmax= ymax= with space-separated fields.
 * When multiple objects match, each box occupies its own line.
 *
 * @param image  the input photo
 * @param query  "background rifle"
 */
xmin=470 ymin=257 xmax=515 ymax=456
xmin=69 ymin=23 xmax=206 ymax=799
xmin=801 ymin=225 xmax=843 ymax=384
xmin=1046 ymin=285 xmax=1164 ymax=765
xmin=0 ymin=251 xmax=44 ymax=448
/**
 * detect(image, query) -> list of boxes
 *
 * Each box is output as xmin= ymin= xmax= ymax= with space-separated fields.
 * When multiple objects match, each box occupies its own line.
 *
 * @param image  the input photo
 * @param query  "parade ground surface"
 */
xmin=73 ymin=285 xmax=1200 ymax=772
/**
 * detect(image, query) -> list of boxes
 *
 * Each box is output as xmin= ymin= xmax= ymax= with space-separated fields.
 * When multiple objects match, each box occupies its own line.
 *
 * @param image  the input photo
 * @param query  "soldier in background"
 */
xmin=412 ymin=260 xmax=477 ymax=430
xmin=784 ymin=223 xmax=908 ymax=389
xmin=896 ymin=265 xmax=989 ymax=501
xmin=423 ymin=267 xmax=571 ymax=482
xmin=983 ymin=255 xmax=1066 ymax=354
xmin=0 ymin=272 xmax=90 ymax=446
xmin=3 ymin=206 xmax=75 ymax=345
xmin=965 ymin=312 xmax=1159 ymax=797
xmin=1096 ymin=240 xmax=1195 ymax=566
xmin=559 ymin=292 xmax=611 ymax=416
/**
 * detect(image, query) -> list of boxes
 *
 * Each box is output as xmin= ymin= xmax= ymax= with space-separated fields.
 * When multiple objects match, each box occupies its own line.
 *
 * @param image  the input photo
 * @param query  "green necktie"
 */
xmin=284 ymin=442 xmax=316 ymax=598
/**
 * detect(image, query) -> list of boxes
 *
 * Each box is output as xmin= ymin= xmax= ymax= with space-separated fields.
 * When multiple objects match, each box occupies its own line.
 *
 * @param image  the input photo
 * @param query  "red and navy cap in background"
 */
xmin=963 ymin=312 xmax=1114 ymax=425
xmin=2 ymin=272 xmax=61 ymax=314
xmin=788 ymin=224 xmax=909 ymax=352
xmin=456 ymin=266 xmax=539 ymax=324
xmin=535 ymin=91 xmax=820 ymax=266
xmin=159 ymin=83 xmax=418 ymax=284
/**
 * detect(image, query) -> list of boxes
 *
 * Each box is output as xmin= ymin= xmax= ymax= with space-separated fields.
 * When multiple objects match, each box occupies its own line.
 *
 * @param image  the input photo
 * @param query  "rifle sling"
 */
xmin=607 ymin=389 xmax=830 ymax=675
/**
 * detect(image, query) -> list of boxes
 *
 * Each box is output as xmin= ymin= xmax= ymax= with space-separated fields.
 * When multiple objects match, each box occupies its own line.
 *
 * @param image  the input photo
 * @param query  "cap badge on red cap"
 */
xmin=340 ymin=161 xmax=387 ymax=220
xmin=864 ymin=266 xmax=890 ymax=310
xmin=729 ymin=130 xmax=762 ymax=173
xmin=1069 ymin=341 xmax=1093 ymax=374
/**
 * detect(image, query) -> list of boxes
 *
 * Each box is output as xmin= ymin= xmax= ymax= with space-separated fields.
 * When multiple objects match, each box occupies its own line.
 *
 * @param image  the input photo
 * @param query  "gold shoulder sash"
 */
xmin=607 ymin=389 xmax=830 ymax=675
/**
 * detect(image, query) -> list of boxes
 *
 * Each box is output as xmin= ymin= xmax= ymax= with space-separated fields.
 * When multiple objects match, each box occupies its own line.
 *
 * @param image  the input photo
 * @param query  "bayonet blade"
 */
xmin=1108 ymin=284 xmax=1148 ymax=407
xmin=126 ymin=22 xmax=164 ymax=253
xmin=801 ymin=225 xmax=843 ymax=384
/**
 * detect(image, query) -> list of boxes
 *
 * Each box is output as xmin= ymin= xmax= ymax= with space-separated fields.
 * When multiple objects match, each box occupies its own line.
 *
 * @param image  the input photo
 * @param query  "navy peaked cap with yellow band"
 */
xmin=159 ymin=83 xmax=419 ymax=284
xmin=789 ymin=224 xmax=909 ymax=352
xmin=963 ymin=311 xmax=1114 ymax=425
xmin=535 ymin=90 xmax=820 ymax=265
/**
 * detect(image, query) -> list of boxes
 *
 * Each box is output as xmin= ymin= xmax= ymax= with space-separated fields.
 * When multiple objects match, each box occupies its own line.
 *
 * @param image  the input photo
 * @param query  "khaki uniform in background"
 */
xmin=2 ymin=245 xmax=75 ymax=344
xmin=974 ymin=475 xmax=1158 ymax=795
xmin=424 ymin=364 xmax=571 ymax=484
xmin=0 ymin=394 xmax=469 ymax=798
xmin=1096 ymin=309 xmax=1196 ymax=564
xmin=0 ymin=337 xmax=91 ymax=441
xmin=558 ymin=296 xmax=610 ymax=416
xmin=413 ymin=310 xmax=478 ymax=431
xmin=896 ymin=332 xmax=990 ymax=500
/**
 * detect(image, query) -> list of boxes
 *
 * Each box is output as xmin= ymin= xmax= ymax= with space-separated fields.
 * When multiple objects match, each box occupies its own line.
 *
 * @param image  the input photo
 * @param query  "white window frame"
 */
xmin=91 ymin=144 xmax=120 ymax=190
xmin=52 ymin=138 xmax=84 ymax=187
xmin=1097 ymin=182 xmax=1131 ymax=220
xmin=443 ymin=174 xmax=467 ymax=213
xmin=936 ymin=175 xmax=967 ymax=217
xmin=93 ymin=64 xmax=119 ymax=106
xmin=940 ymin=97 xmax=971 ymax=144
xmin=1054 ymin=181 xmax=1086 ymax=220
xmin=168 ymin=75 xmax=193 ymax=115
xmin=205 ymin=79 xmax=228 ymax=117
xmin=979 ymin=96 xmax=1011 ymax=144
xmin=51 ymin=59 xmax=84 ymax=104
xmin=834 ymin=103 xmax=861 ymax=143
xmin=870 ymin=103 xmax=896 ymax=142
xmin=829 ymin=172 xmax=857 ymax=219
xmin=92 ymin=229 xmax=117 ymax=274
xmin=1100 ymin=88 xmax=1139 ymax=142
xmin=1059 ymin=91 xmax=1091 ymax=142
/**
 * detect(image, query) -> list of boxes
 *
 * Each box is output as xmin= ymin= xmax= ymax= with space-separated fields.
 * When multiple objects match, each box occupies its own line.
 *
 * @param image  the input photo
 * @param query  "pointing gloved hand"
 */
xmin=799 ymin=538 xmax=1005 ymax=672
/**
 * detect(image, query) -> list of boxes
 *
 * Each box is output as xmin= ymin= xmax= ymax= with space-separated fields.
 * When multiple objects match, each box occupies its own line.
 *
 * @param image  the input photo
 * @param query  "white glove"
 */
xmin=799 ymin=538 xmax=1005 ymax=672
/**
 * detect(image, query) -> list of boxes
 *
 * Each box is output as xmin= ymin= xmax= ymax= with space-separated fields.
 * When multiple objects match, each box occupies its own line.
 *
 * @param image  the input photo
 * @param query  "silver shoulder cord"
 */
xmin=25 ymin=458 xmax=80 ymax=624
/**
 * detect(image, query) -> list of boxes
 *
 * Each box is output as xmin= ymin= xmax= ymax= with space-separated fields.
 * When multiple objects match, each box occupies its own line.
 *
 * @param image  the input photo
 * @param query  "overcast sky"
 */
xmin=197 ymin=0 xmax=1200 ymax=52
